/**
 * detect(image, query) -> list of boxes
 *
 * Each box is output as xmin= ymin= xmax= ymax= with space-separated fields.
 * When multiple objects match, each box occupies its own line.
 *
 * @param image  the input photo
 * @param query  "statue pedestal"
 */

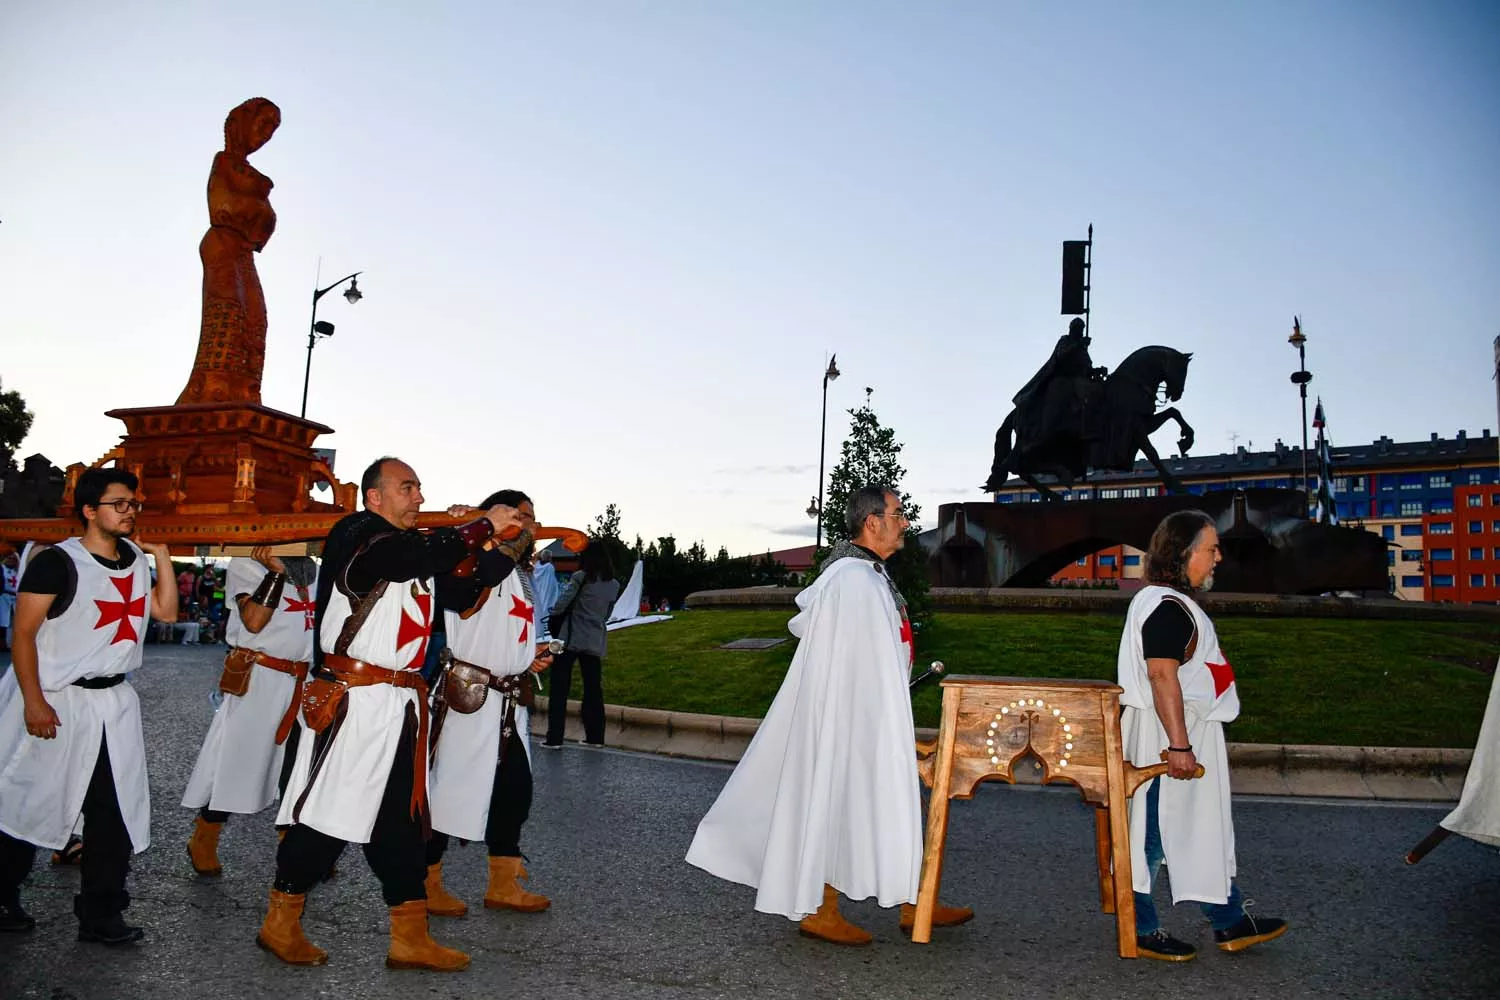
xmin=91 ymin=402 xmax=353 ymax=519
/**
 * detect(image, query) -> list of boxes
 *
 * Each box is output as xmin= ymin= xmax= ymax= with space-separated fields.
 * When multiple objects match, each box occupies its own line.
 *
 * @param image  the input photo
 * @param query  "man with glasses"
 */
xmin=0 ymin=468 xmax=176 ymax=942
xmin=687 ymin=485 xmax=970 ymax=945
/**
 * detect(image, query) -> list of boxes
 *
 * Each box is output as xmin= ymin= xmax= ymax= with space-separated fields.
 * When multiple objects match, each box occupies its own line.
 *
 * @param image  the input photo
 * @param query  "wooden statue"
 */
xmin=177 ymin=98 xmax=281 ymax=405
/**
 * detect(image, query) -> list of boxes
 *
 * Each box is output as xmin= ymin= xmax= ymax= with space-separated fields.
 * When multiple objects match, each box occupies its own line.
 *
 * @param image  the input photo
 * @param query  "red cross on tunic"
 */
xmin=1207 ymin=656 xmax=1236 ymax=699
xmin=396 ymin=593 xmax=433 ymax=669
xmin=509 ymin=595 xmax=533 ymax=644
xmin=284 ymin=590 xmax=316 ymax=631
xmin=94 ymin=574 xmax=145 ymax=646
xmin=899 ymin=613 xmax=914 ymax=666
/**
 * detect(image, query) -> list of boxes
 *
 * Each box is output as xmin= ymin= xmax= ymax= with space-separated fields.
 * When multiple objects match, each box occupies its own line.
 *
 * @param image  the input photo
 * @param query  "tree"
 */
xmin=820 ymin=400 xmax=932 ymax=635
xmin=0 ymin=379 xmax=34 ymax=473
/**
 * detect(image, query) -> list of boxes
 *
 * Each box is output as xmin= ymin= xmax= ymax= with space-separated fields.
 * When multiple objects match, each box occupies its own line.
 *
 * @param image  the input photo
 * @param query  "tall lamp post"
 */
xmin=300 ymin=270 xmax=363 ymax=418
xmin=1289 ymin=316 xmax=1312 ymax=510
xmin=813 ymin=354 xmax=840 ymax=549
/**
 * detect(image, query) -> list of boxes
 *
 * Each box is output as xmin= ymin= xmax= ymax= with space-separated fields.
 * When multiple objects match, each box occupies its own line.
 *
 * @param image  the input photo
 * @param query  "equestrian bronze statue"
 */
xmin=983 ymin=319 xmax=1196 ymax=499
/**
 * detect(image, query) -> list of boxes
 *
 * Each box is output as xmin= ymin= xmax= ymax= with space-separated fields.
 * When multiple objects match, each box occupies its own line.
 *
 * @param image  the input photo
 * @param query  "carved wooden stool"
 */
xmin=910 ymin=676 xmax=1187 ymax=958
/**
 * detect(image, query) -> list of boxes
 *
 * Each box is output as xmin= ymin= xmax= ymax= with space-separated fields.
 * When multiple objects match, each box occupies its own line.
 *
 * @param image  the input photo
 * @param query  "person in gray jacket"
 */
xmin=543 ymin=545 xmax=620 ymax=748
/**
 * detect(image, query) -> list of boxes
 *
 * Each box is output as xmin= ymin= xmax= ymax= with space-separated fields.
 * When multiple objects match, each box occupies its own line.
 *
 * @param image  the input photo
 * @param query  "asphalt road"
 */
xmin=1 ymin=643 xmax=1496 ymax=999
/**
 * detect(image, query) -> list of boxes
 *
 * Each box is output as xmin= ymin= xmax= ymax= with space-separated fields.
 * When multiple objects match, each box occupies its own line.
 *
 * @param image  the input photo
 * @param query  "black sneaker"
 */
xmin=1136 ymin=929 xmax=1197 ymax=962
xmin=0 ymin=900 xmax=35 ymax=933
xmin=77 ymin=912 xmax=145 ymax=946
xmin=1214 ymin=912 xmax=1288 ymax=952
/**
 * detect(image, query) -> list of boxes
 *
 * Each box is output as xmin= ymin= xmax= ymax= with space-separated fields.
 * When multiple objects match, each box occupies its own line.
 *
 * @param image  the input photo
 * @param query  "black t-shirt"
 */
xmin=1141 ymin=596 xmax=1195 ymax=663
xmin=19 ymin=544 xmax=138 ymax=619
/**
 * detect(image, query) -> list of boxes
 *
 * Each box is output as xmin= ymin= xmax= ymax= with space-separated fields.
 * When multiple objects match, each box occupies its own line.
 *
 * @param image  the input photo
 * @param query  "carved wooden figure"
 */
xmin=178 ymin=97 xmax=281 ymax=405
xmin=911 ymin=676 xmax=1198 ymax=958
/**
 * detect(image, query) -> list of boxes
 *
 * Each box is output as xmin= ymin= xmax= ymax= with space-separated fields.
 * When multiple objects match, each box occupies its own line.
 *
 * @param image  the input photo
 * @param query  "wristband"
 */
xmin=455 ymin=517 xmax=495 ymax=551
xmin=1167 ymin=745 xmax=1193 ymax=753
xmin=250 ymin=572 xmax=287 ymax=609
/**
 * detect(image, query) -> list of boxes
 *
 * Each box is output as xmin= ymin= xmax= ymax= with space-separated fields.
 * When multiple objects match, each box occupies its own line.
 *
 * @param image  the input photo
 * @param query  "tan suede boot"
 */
xmin=187 ymin=817 xmax=224 ymax=877
xmin=424 ymin=862 xmax=468 ymax=917
xmin=899 ymin=901 xmax=975 ymax=933
xmin=798 ymin=885 xmax=872 ymax=946
xmin=483 ymin=856 xmax=551 ymax=912
xmin=255 ymin=890 xmax=328 ymax=966
xmin=385 ymin=899 xmax=470 ymax=971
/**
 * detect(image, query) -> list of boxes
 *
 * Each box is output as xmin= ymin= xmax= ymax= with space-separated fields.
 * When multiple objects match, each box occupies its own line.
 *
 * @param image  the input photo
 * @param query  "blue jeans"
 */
xmin=1134 ymin=777 xmax=1244 ymax=934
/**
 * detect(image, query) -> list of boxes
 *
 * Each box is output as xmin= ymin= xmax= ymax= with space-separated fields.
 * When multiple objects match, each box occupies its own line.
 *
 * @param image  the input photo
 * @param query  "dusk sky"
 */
xmin=3 ymin=2 xmax=1497 ymax=554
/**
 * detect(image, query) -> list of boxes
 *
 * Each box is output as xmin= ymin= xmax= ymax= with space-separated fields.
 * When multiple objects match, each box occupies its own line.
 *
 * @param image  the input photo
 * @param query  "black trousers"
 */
xmin=273 ymin=706 xmax=425 ymax=906
xmin=0 ymin=732 xmax=133 ymax=919
xmin=199 ymin=720 xmax=302 ymax=826
xmin=426 ymin=729 xmax=532 ymax=864
xmin=546 ymin=651 xmax=604 ymax=744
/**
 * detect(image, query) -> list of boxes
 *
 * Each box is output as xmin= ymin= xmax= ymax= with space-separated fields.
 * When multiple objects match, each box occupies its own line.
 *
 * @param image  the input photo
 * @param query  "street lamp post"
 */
xmin=1289 ymin=316 xmax=1312 ymax=511
xmin=815 ymin=354 xmax=840 ymax=549
xmin=300 ymin=270 xmax=363 ymax=418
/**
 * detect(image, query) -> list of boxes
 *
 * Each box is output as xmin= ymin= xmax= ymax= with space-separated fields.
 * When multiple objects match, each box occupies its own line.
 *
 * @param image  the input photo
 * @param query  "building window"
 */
xmin=1399 ymin=474 xmax=1424 ymax=490
xmin=1100 ymin=488 xmax=1121 ymax=499
xmin=1400 ymin=524 xmax=1424 ymax=537
xmin=1432 ymin=574 xmax=1455 ymax=588
xmin=1400 ymin=501 xmax=1423 ymax=516
xmin=1076 ymin=557 xmax=1088 ymax=566
xmin=1469 ymin=494 xmax=1485 ymax=507
xmin=1098 ymin=555 xmax=1117 ymax=567
xmin=1431 ymin=502 xmax=1454 ymax=514
xmin=1381 ymin=526 xmax=1396 ymax=541
xmin=1123 ymin=488 xmax=1143 ymax=499
xmin=1493 ymin=493 xmax=1500 ymax=506
xmin=1351 ymin=476 xmax=1366 ymax=491
xmin=1429 ymin=474 xmax=1451 ymax=488
xmin=1472 ymin=574 xmax=1485 ymax=587
xmin=1431 ymin=522 xmax=1454 ymax=535
xmin=1402 ymin=551 xmax=1423 ymax=562
xmin=1124 ymin=554 xmax=1141 ymax=566
xmin=1470 ymin=521 xmax=1483 ymax=533
xmin=1431 ymin=549 xmax=1453 ymax=561
xmin=1471 ymin=547 xmax=1484 ymax=560
xmin=1493 ymin=547 xmax=1500 ymax=559
xmin=1387 ymin=552 xmax=1396 ymax=567
xmin=1402 ymin=575 xmax=1424 ymax=588
xmin=1333 ymin=477 xmax=1349 ymax=493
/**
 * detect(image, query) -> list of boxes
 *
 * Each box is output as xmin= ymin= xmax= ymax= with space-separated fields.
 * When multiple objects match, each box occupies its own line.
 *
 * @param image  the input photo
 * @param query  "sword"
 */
xmin=909 ymin=660 xmax=946 ymax=691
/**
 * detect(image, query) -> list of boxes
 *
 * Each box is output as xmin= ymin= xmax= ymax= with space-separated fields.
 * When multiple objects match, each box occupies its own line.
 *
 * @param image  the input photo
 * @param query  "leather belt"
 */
xmin=72 ymin=674 xmax=126 ymax=690
xmin=322 ymin=653 xmax=430 ymax=821
xmin=233 ymin=648 xmax=310 ymax=746
xmin=447 ymin=654 xmax=532 ymax=701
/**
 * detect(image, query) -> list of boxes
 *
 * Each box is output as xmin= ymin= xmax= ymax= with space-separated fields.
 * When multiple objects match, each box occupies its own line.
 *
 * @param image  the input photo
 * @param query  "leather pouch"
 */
xmin=443 ymin=662 xmax=491 ymax=715
xmin=218 ymin=648 xmax=257 ymax=697
xmin=301 ymin=675 xmax=347 ymax=732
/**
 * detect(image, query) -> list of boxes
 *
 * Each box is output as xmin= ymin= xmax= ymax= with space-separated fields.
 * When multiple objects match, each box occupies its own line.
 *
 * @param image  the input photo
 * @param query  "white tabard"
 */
xmin=684 ymin=556 xmax=922 ymax=919
xmin=181 ymin=558 xmax=317 ymax=815
xmin=0 ymin=537 xmax=152 ymax=852
xmin=1118 ymin=585 xmax=1241 ymax=904
xmin=276 ymin=570 xmax=433 ymax=843
xmin=429 ymin=566 xmax=536 ymax=841
xmin=1440 ymin=661 xmax=1500 ymax=847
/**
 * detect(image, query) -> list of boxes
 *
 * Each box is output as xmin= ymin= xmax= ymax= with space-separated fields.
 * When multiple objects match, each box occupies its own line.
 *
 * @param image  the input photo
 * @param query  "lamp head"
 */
xmin=313 ymin=320 xmax=336 ymax=337
xmin=825 ymin=354 xmax=840 ymax=382
xmin=343 ymin=277 xmax=363 ymax=305
xmin=806 ymin=498 xmax=820 ymax=519
xmin=1288 ymin=315 xmax=1306 ymax=348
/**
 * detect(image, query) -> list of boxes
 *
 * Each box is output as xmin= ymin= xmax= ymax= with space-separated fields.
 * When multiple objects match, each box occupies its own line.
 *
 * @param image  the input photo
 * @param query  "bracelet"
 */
xmin=455 ymin=517 xmax=495 ymax=551
xmin=1167 ymin=745 xmax=1193 ymax=753
xmin=250 ymin=572 xmax=287 ymax=609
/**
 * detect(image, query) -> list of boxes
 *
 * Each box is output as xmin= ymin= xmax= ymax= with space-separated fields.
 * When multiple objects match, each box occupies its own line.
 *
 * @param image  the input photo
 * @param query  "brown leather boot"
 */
xmin=899 ymin=901 xmax=975 ymax=933
xmin=425 ymin=862 xmax=468 ymax=917
xmin=187 ymin=817 xmax=223 ymax=877
xmin=798 ymin=885 xmax=872 ymax=946
xmin=255 ymin=890 xmax=327 ymax=966
xmin=484 ymin=856 xmax=551 ymax=912
xmin=385 ymin=899 xmax=470 ymax=971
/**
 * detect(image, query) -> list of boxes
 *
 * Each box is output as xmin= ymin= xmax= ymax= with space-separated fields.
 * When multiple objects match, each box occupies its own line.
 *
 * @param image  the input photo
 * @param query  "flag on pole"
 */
xmin=1313 ymin=398 xmax=1326 ymax=430
xmin=1313 ymin=397 xmax=1338 ymax=524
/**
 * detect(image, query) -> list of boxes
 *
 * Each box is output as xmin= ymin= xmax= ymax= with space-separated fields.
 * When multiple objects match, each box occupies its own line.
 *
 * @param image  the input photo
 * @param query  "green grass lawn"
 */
xmin=573 ymin=610 xmax=1498 ymax=748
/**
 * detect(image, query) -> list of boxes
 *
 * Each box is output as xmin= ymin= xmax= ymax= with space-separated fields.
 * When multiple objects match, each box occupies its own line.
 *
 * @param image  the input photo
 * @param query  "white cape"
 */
xmin=684 ymin=557 xmax=922 ymax=919
xmin=1441 ymin=661 xmax=1500 ymax=847
xmin=608 ymin=560 xmax=644 ymax=623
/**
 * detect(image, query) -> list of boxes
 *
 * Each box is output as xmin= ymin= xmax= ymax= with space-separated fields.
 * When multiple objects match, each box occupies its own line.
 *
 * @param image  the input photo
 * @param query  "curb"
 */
xmin=532 ymin=698 xmax=1472 ymax=803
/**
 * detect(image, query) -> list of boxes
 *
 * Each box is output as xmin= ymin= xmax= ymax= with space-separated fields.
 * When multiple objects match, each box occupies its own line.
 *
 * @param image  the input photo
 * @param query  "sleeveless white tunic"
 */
xmin=0 ymin=537 xmax=152 ymax=852
xmin=182 ymin=558 xmax=317 ymax=815
xmin=429 ymin=567 xmax=537 ymax=841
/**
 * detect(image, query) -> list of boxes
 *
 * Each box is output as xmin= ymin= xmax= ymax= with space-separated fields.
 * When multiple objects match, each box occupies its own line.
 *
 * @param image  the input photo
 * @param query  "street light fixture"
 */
xmin=301 ymin=270 xmax=363 ymax=419
xmin=1288 ymin=316 xmax=1312 ymax=510
xmin=815 ymin=354 xmax=841 ymax=549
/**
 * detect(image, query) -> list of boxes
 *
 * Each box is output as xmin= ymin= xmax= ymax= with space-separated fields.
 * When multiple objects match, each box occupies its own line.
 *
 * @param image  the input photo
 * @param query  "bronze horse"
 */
xmin=983 ymin=345 xmax=1195 ymax=499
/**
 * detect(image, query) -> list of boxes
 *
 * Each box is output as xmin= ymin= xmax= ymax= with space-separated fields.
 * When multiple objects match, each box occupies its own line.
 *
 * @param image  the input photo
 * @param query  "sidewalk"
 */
xmin=532 ymin=697 xmax=1472 ymax=802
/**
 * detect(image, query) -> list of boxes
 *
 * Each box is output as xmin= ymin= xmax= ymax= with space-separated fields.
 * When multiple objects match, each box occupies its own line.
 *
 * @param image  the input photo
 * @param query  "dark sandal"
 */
xmin=51 ymin=836 xmax=84 ymax=866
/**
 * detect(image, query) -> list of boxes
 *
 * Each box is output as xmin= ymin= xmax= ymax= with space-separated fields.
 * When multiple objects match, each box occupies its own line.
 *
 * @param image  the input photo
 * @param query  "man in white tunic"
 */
xmin=686 ymin=486 xmax=970 ymax=945
xmin=0 ymin=469 xmax=175 ymax=942
xmin=180 ymin=547 xmax=317 ymax=876
xmin=1120 ymin=509 xmax=1288 ymax=962
xmin=255 ymin=456 xmax=521 ymax=971
xmin=425 ymin=489 xmax=555 ymax=917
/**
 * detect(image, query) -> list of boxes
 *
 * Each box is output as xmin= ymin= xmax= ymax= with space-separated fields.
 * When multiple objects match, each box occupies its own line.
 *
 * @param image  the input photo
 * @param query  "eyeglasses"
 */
xmin=874 ymin=509 xmax=908 ymax=519
xmin=93 ymin=499 xmax=144 ymax=514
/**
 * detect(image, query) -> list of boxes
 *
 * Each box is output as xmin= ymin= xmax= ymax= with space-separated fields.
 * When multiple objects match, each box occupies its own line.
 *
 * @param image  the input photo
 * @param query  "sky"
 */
xmin=2 ymin=1 xmax=1497 ymax=555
